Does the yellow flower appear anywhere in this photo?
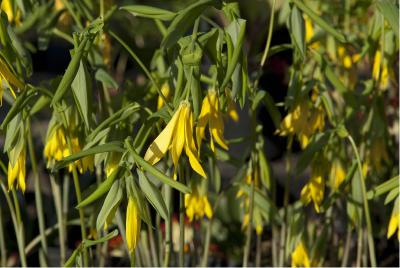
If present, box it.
[0,57,24,105]
[157,82,170,110]
[126,197,141,252]
[184,186,212,222]
[304,15,319,49]
[387,197,399,240]
[44,125,93,174]
[291,242,311,268]
[226,90,239,122]
[8,146,26,192]
[338,46,361,69]
[144,101,206,178]
[1,0,21,24]
[196,90,228,153]
[372,50,389,89]
[277,98,324,148]
[300,165,325,213]
[105,153,121,177]
[330,160,346,190]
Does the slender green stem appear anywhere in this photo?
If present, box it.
[356,228,362,267]
[155,19,167,36]
[11,189,27,267]
[163,185,172,267]
[27,121,48,263]
[243,180,255,267]
[255,234,261,267]
[130,251,136,267]
[348,135,376,267]
[341,226,352,267]
[109,30,173,113]
[148,224,159,266]
[50,174,66,265]
[53,28,75,45]
[0,207,7,267]
[260,0,276,68]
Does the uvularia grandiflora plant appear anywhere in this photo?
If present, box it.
[0,0,398,267]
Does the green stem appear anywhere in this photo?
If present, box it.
[50,174,66,265]
[60,0,83,28]
[201,219,212,267]
[356,228,362,267]
[0,207,7,267]
[255,234,261,267]
[148,224,159,266]
[260,0,276,68]
[163,185,172,267]
[27,121,48,263]
[12,189,27,267]
[53,28,75,45]
[242,180,255,267]
[109,30,173,113]
[348,135,376,267]
[130,251,135,267]
[341,226,352,267]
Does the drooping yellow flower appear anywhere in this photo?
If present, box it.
[105,153,121,177]
[44,125,93,173]
[291,242,311,268]
[372,50,389,89]
[330,160,346,190]
[300,165,325,213]
[196,90,228,153]
[157,82,170,110]
[184,186,213,222]
[387,197,399,240]
[338,46,361,69]
[126,197,141,252]
[8,146,26,192]
[0,57,24,105]
[276,98,325,148]
[226,90,239,122]
[1,0,21,24]
[304,15,319,49]
[144,101,206,178]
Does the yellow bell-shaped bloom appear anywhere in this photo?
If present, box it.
[372,50,389,89]
[196,90,228,153]
[338,46,361,69]
[387,197,399,240]
[291,242,311,268]
[226,90,239,122]
[300,165,325,213]
[1,0,21,24]
[304,15,319,50]
[44,126,93,174]
[276,97,325,149]
[144,101,206,178]
[184,187,212,222]
[126,197,141,252]
[105,153,121,177]
[157,82,171,110]
[8,146,26,192]
[330,160,346,190]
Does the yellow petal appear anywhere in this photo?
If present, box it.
[144,105,181,165]
[372,50,381,82]
[196,94,211,151]
[126,198,141,252]
[184,105,207,178]
[0,57,24,89]
[291,242,310,268]
[204,196,213,219]
[170,107,185,169]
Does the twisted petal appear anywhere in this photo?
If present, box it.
[144,105,181,165]
[170,107,185,171]
[196,94,210,151]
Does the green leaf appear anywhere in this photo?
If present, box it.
[262,90,282,129]
[51,37,90,106]
[54,142,124,170]
[64,245,82,267]
[84,229,119,247]
[296,132,330,174]
[292,0,346,43]
[121,5,176,21]
[289,5,305,57]
[77,167,122,208]
[221,18,246,93]
[384,187,399,205]
[137,170,169,220]
[161,0,221,49]
[71,60,92,130]
[96,180,123,230]
[377,0,399,39]
[367,175,399,200]
[0,89,32,130]
[87,103,140,142]
[124,138,191,194]
[95,68,118,89]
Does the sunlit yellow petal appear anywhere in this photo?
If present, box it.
[144,105,181,165]
[196,94,211,151]
[291,242,310,268]
[126,197,141,252]
[171,107,185,170]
